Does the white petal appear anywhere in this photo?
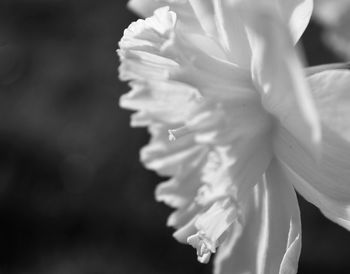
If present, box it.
[128,0,223,59]
[188,0,218,37]
[120,80,201,124]
[242,3,321,155]
[173,198,238,264]
[274,125,350,230]
[155,159,203,208]
[210,0,253,67]
[119,6,253,102]
[305,63,350,76]
[194,199,236,247]
[242,0,313,43]
[275,70,350,230]
[141,125,207,176]
[127,0,164,17]
[214,160,301,274]
[127,0,190,18]
[167,203,202,228]
[185,0,252,67]
[308,70,350,142]
[281,0,313,43]
[279,159,350,231]
[203,0,313,67]
[220,131,273,199]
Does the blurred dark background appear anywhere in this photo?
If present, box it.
[0,1,348,273]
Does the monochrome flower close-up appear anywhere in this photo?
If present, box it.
[118,0,350,273]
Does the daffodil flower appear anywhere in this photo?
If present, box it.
[118,1,350,273]
[313,0,350,58]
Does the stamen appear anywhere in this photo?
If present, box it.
[168,126,193,141]
[168,108,212,141]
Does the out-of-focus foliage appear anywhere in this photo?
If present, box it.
[0,1,349,274]
[313,0,350,59]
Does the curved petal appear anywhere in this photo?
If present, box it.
[281,0,313,43]
[211,0,252,67]
[118,6,252,102]
[119,80,201,125]
[274,125,350,202]
[155,169,201,209]
[305,62,350,76]
[127,0,164,17]
[188,0,218,37]
[203,0,313,67]
[214,160,301,274]
[274,70,350,230]
[141,125,206,176]
[127,0,192,18]
[308,70,350,141]
[278,159,350,231]
[242,3,321,156]
[127,0,214,56]
[243,0,313,43]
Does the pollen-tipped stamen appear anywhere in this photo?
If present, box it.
[168,125,193,141]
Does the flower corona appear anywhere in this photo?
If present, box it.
[118,1,350,273]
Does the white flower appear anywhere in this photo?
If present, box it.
[313,0,350,58]
[118,1,350,273]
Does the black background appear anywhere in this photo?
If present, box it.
[0,1,349,273]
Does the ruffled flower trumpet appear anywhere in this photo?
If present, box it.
[118,1,350,273]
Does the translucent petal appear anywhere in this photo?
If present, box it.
[211,0,253,67]
[184,0,251,67]
[167,203,202,228]
[241,0,313,43]
[119,6,253,102]
[141,125,207,176]
[195,198,237,249]
[127,0,190,18]
[127,0,224,58]
[183,198,238,264]
[308,70,350,142]
[192,96,271,146]
[275,124,350,199]
[281,0,313,43]
[214,160,301,274]
[199,0,313,67]
[155,155,204,208]
[279,160,350,231]
[188,0,218,37]
[127,0,165,17]
[274,71,350,230]
[305,62,350,76]
[120,80,201,124]
[227,132,273,198]
[156,175,200,209]
[243,4,321,155]
[274,125,350,230]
